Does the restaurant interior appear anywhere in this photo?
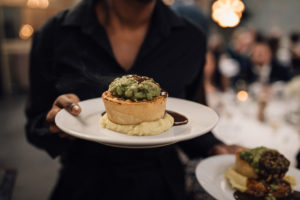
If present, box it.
[0,0,300,199]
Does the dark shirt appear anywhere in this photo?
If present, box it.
[25,0,222,199]
[239,59,291,84]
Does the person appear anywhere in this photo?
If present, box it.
[25,0,239,199]
[290,32,300,76]
[238,36,291,85]
[203,34,231,93]
[227,27,256,70]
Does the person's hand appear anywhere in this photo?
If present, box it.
[209,144,243,155]
[46,94,81,139]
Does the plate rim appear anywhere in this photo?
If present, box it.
[55,97,219,146]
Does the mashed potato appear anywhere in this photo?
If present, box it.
[100,113,174,136]
[225,167,248,192]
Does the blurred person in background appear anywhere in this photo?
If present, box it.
[171,3,228,93]
[225,27,256,90]
[230,27,256,57]
[289,33,300,169]
[290,32,300,76]
[238,35,291,85]
[227,27,256,71]
[25,0,239,200]
[203,34,227,93]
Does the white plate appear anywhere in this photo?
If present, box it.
[55,97,219,148]
[195,155,300,200]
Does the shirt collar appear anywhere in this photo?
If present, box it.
[61,0,185,37]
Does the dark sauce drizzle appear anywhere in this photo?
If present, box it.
[101,110,188,126]
[234,191,300,200]
[129,74,154,84]
[166,110,188,126]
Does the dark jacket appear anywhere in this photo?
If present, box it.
[25,0,221,199]
[239,60,291,84]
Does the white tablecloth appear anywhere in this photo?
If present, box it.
[208,89,300,166]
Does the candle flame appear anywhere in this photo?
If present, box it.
[237,90,248,101]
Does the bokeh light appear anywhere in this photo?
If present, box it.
[237,90,248,101]
[212,0,245,28]
[19,24,34,40]
[27,0,49,9]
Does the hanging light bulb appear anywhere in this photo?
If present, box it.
[27,0,49,9]
[39,0,49,9]
[211,0,245,28]
[27,0,39,8]
[218,11,240,27]
[232,0,245,13]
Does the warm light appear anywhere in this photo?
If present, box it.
[27,0,38,8]
[212,0,244,28]
[39,0,49,9]
[27,0,49,9]
[162,0,174,5]
[19,24,34,40]
[232,0,245,12]
[237,90,248,101]
[218,11,240,27]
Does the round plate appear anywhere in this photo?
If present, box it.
[55,97,219,148]
[195,155,300,200]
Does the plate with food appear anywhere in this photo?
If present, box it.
[195,147,300,200]
[55,74,219,148]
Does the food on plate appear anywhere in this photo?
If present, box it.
[225,147,297,200]
[100,74,174,136]
[100,112,174,136]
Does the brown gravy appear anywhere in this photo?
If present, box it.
[101,110,188,126]
[233,191,300,200]
[166,110,188,126]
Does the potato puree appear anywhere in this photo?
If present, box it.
[100,113,174,136]
[225,167,248,192]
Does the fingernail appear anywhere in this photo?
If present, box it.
[72,105,80,111]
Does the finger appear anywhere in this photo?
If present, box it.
[214,146,229,154]
[70,103,81,115]
[66,94,80,102]
[230,145,243,154]
[55,95,81,116]
[210,144,229,155]
[227,148,236,154]
[49,123,62,134]
[46,106,61,123]
[66,94,81,115]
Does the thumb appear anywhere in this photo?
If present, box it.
[55,95,81,116]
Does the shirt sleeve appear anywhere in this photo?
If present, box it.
[177,30,223,159]
[25,21,72,158]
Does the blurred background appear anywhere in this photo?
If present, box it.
[0,0,300,199]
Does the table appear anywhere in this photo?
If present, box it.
[208,84,300,166]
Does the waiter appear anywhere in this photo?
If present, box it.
[25,0,238,199]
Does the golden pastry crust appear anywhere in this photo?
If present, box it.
[235,149,258,179]
[102,91,167,125]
